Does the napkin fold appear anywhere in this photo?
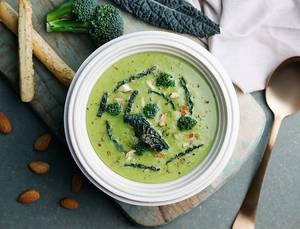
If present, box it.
[187,0,300,93]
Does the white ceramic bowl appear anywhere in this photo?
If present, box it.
[64,31,239,206]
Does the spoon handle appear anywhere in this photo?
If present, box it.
[232,115,283,229]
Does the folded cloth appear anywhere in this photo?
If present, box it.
[187,0,300,93]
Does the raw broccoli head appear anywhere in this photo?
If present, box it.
[46,0,98,23]
[156,72,175,88]
[177,116,197,131]
[143,103,159,119]
[106,102,122,116]
[89,5,124,45]
[72,0,97,22]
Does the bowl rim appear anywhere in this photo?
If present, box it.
[64,31,239,206]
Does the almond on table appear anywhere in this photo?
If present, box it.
[0,112,12,134]
[18,189,40,204]
[28,161,50,174]
[72,174,84,193]
[60,198,79,209]
[34,133,52,151]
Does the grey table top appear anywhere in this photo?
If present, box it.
[0,75,299,229]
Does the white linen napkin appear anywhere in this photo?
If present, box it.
[187,0,300,93]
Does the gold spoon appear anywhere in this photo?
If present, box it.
[232,57,300,229]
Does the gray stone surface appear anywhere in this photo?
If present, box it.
[0,75,299,229]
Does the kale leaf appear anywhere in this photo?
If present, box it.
[111,0,220,38]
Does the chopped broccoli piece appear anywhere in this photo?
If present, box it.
[177,116,197,131]
[156,72,175,88]
[47,4,124,46]
[47,0,97,22]
[143,103,159,119]
[106,102,122,116]
[133,142,150,155]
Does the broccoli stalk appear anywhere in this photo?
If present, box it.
[47,4,124,46]
[46,0,97,23]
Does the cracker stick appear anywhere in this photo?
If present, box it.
[18,0,34,102]
[0,0,75,86]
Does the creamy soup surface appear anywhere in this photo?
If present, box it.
[86,52,218,183]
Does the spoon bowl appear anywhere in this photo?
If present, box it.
[266,57,300,116]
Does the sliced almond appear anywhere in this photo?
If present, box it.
[146,80,156,90]
[34,133,52,151]
[72,174,84,193]
[0,112,12,134]
[18,189,40,204]
[60,198,79,209]
[119,84,132,93]
[170,92,179,99]
[180,105,189,116]
[159,113,168,127]
[174,133,184,140]
[114,97,125,105]
[156,152,166,159]
[126,150,136,160]
[28,161,49,174]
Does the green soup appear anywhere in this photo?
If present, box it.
[86,52,218,183]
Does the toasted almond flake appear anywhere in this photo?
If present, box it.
[174,133,184,139]
[114,97,125,105]
[141,97,145,107]
[156,152,166,159]
[146,80,156,90]
[180,105,189,116]
[187,133,199,142]
[170,92,179,99]
[119,84,132,93]
[126,150,136,160]
[159,113,168,127]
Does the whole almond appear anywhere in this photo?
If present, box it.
[60,198,79,209]
[0,112,12,134]
[34,133,52,151]
[28,161,50,174]
[18,189,40,204]
[72,174,83,193]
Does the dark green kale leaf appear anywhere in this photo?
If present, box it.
[177,116,197,131]
[106,102,122,116]
[166,144,203,164]
[156,72,175,88]
[97,92,108,117]
[124,163,160,171]
[105,120,126,152]
[124,114,169,152]
[133,141,151,155]
[179,77,193,114]
[125,90,139,115]
[113,66,157,92]
[111,0,220,38]
[143,103,160,119]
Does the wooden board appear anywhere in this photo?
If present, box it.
[0,0,266,226]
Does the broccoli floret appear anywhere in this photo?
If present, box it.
[47,4,124,46]
[156,72,175,88]
[143,103,159,119]
[106,102,122,116]
[133,142,150,156]
[177,116,197,131]
[46,0,97,23]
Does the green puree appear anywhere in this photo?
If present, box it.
[86,52,218,183]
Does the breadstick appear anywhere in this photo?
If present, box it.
[18,0,34,102]
[0,0,75,86]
